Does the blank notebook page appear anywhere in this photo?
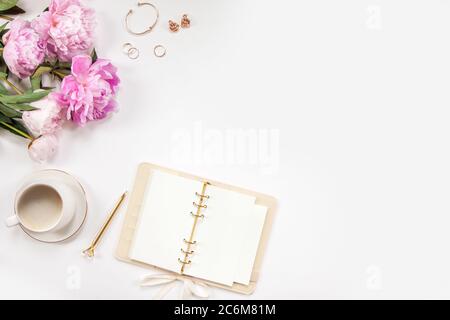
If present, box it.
[130,171,201,274]
[129,170,268,287]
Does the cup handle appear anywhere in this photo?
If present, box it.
[5,215,20,228]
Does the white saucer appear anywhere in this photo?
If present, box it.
[17,169,88,243]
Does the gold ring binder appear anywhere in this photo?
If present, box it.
[190,212,205,218]
[195,192,210,199]
[180,181,211,274]
[184,238,197,245]
[178,258,192,265]
[193,202,207,209]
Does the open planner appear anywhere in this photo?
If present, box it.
[116,163,277,294]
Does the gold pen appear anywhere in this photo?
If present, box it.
[83,192,127,258]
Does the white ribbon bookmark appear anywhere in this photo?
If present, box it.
[140,274,210,300]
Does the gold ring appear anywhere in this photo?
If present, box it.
[123,43,134,54]
[153,45,166,58]
[127,47,140,59]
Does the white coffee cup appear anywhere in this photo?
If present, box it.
[6,180,76,233]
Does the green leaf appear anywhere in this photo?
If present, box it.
[0,122,20,137]
[0,21,7,33]
[12,119,29,135]
[0,118,31,139]
[0,71,7,80]
[0,57,8,74]
[31,65,52,79]
[30,76,41,91]
[1,5,24,15]
[56,61,72,70]
[0,90,51,104]
[51,68,71,80]
[5,103,36,111]
[91,49,98,63]
[0,0,18,11]
[30,66,51,91]
[0,80,9,95]
[0,110,11,123]
[0,27,8,39]
[0,102,20,117]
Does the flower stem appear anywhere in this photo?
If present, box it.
[0,121,33,140]
[52,70,67,80]
[0,15,13,22]
[3,78,23,95]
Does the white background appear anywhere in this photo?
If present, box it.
[1,0,450,299]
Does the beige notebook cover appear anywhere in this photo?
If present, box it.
[116,163,277,295]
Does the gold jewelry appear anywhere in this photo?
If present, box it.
[153,45,166,58]
[125,2,159,36]
[122,43,140,60]
[169,20,180,32]
[181,14,191,28]
[122,43,134,54]
[127,47,140,59]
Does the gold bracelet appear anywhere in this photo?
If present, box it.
[125,2,159,36]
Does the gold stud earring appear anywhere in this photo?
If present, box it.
[181,14,191,28]
[169,20,180,32]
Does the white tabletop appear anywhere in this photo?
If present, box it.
[2,0,450,300]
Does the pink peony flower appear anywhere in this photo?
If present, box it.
[28,135,59,163]
[2,19,46,79]
[32,0,96,62]
[53,55,120,126]
[22,97,64,136]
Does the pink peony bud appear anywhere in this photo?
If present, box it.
[28,135,59,163]
[28,134,58,163]
[22,97,64,136]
